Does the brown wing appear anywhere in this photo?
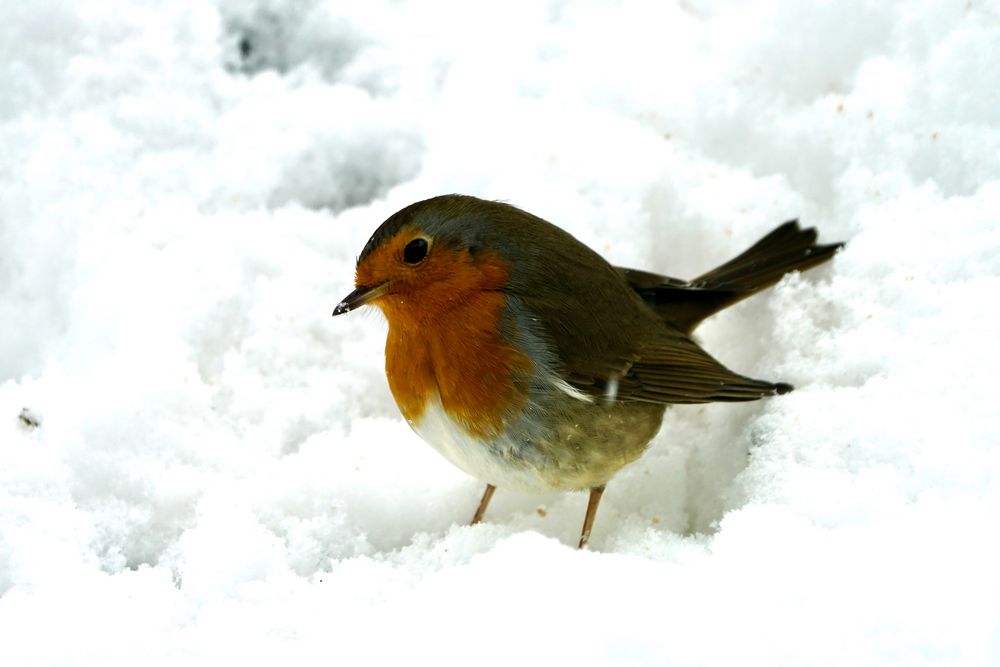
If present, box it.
[510,267,790,406]
[479,200,795,406]
[561,325,791,405]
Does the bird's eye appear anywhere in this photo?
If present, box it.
[403,238,429,265]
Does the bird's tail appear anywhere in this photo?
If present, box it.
[621,220,843,333]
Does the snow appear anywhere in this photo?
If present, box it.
[2,0,1000,664]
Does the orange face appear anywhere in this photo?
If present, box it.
[350,225,532,437]
[353,224,505,321]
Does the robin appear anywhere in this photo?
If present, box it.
[333,194,842,548]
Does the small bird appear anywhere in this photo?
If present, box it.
[333,195,841,548]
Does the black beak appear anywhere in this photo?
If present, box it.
[332,283,389,316]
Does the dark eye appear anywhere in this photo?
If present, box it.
[403,238,429,264]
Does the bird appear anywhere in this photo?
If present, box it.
[332,194,842,548]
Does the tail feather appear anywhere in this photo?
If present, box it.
[620,220,843,333]
[690,220,840,290]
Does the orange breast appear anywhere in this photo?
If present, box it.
[384,291,531,437]
[368,246,533,438]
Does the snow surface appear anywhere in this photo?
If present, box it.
[2,1,1000,665]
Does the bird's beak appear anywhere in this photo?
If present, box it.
[332,282,389,316]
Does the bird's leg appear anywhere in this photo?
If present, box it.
[578,485,606,549]
[470,484,496,525]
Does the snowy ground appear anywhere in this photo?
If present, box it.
[3,1,1000,664]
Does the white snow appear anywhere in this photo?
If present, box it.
[2,1,1000,665]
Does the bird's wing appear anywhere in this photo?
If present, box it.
[561,325,791,405]
[511,277,789,406]
[493,210,792,406]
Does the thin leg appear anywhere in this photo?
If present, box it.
[578,485,606,549]
[470,484,496,525]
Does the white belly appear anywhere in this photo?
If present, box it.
[409,393,551,494]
